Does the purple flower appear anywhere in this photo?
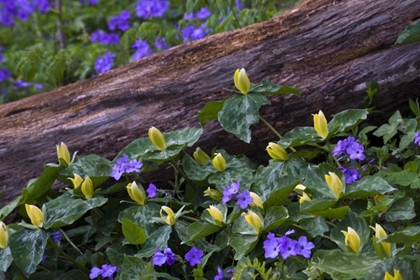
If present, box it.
[222,179,240,203]
[236,190,253,209]
[153,247,176,266]
[181,23,209,42]
[80,0,98,5]
[111,154,143,180]
[278,236,297,259]
[32,0,51,13]
[154,37,169,50]
[215,266,226,280]
[263,233,281,258]
[15,80,31,88]
[35,84,44,90]
[101,264,118,278]
[414,131,420,146]
[0,68,10,82]
[13,0,34,22]
[339,167,361,184]
[346,142,366,161]
[295,236,315,258]
[89,267,102,279]
[147,183,157,198]
[94,52,116,74]
[91,30,120,44]
[51,231,61,244]
[195,7,211,20]
[125,160,143,173]
[135,0,170,19]
[108,10,130,32]
[131,39,153,61]
[185,247,203,266]
[183,12,194,20]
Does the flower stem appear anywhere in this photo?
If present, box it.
[59,228,82,255]
[326,140,341,167]
[49,238,90,274]
[259,114,296,152]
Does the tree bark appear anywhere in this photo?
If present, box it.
[1,0,420,207]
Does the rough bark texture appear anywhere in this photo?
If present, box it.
[1,0,420,207]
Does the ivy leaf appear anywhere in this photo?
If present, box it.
[0,247,12,272]
[218,93,270,143]
[328,109,369,133]
[373,110,402,143]
[197,99,226,126]
[183,222,220,242]
[263,206,289,232]
[250,79,300,95]
[343,176,395,199]
[136,226,172,258]
[385,197,416,222]
[395,20,420,44]
[382,226,420,243]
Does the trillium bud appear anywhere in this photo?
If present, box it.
[148,126,167,151]
[325,172,343,200]
[370,223,391,259]
[160,206,175,225]
[341,227,361,254]
[266,142,289,161]
[249,192,264,209]
[193,147,211,165]
[126,181,146,205]
[244,210,263,234]
[207,205,223,224]
[25,204,44,228]
[56,142,71,166]
[313,110,329,139]
[233,68,251,94]
[384,269,402,280]
[212,153,226,172]
[299,192,312,204]
[68,173,83,188]
[81,176,94,200]
[203,187,222,201]
[0,222,9,249]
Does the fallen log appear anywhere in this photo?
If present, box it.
[1,0,420,207]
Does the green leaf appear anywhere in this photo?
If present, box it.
[279,127,319,147]
[183,222,220,242]
[218,93,270,143]
[343,176,395,199]
[232,214,260,236]
[182,153,215,181]
[373,111,401,143]
[140,272,179,280]
[43,194,108,228]
[382,226,420,243]
[263,206,288,232]
[9,228,50,276]
[122,218,147,245]
[228,234,259,260]
[385,197,416,222]
[118,204,160,236]
[250,79,300,95]
[120,255,147,280]
[299,217,329,237]
[305,164,341,199]
[395,21,420,44]
[0,247,12,272]
[309,206,350,220]
[365,257,414,280]
[198,99,226,125]
[299,198,337,214]
[312,249,381,279]
[136,226,172,258]
[106,244,137,268]
[328,109,369,133]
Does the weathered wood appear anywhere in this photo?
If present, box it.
[1,0,420,207]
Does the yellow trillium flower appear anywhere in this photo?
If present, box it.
[384,269,402,280]
[68,173,83,188]
[148,126,167,151]
[160,206,175,225]
[25,204,44,228]
[56,142,71,166]
[249,192,264,209]
[212,153,226,172]
[203,187,222,201]
[325,172,343,199]
[0,222,9,249]
[126,181,146,205]
[266,142,289,161]
[299,192,312,204]
[207,205,223,224]
[193,147,211,165]
[313,110,329,139]
[370,223,391,259]
[341,227,361,254]
[244,210,263,233]
[233,68,251,94]
[81,176,94,200]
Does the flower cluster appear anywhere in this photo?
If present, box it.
[110,154,143,180]
[415,131,420,146]
[0,0,50,27]
[339,167,362,184]
[131,39,153,61]
[181,23,210,43]
[108,10,131,32]
[185,246,204,266]
[333,136,366,161]
[153,247,176,266]
[80,0,98,5]
[51,231,62,244]
[222,180,259,209]
[263,232,314,260]
[0,68,10,83]
[135,0,170,19]
[94,52,116,74]
[89,264,118,280]
[183,7,211,20]
[91,30,120,45]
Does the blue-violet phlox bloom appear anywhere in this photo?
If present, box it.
[222,179,240,204]
[295,236,315,258]
[414,131,420,146]
[135,0,169,19]
[185,246,203,266]
[94,52,116,74]
[236,190,253,209]
[153,247,176,266]
[147,183,157,198]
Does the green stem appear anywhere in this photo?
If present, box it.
[325,220,336,227]
[227,2,242,28]
[180,215,199,222]
[170,159,188,180]
[59,228,82,255]
[12,261,27,279]
[326,140,341,167]
[49,238,90,274]
[259,114,296,152]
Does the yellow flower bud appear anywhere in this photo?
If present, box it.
[370,223,391,259]
[25,204,44,228]
[313,110,329,139]
[193,147,211,165]
[249,192,264,209]
[81,176,93,200]
[148,126,167,151]
[56,142,71,166]
[266,142,289,161]
[207,205,223,224]
[0,222,9,249]
[244,210,263,234]
[160,206,175,225]
[341,227,361,254]
[299,192,312,204]
[68,173,83,188]
[294,184,307,192]
[374,194,388,213]
[126,181,146,205]
[233,68,251,94]
[384,269,402,280]
[212,153,226,172]
[203,187,222,201]
[325,172,343,200]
